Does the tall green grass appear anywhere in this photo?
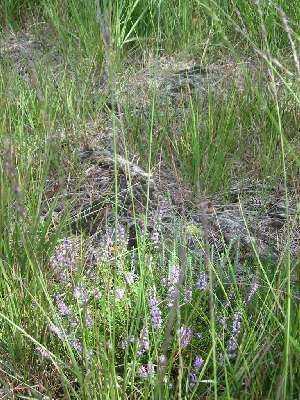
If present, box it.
[2,0,299,53]
[0,0,299,398]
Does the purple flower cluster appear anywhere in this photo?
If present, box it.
[73,284,94,327]
[228,312,242,359]
[148,288,162,328]
[158,354,167,368]
[151,208,162,248]
[121,335,136,350]
[36,346,50,359]
[169,264,180,285]
[48,323,83,353]
[50,238,78,283]
[117,224,127,246]
[137,327,149,357]
[151,230,160,247]
[48,290,90,355]
[73,284,89,305]
[194,356,204,370]
[115,287,125,301]
[85,307,93,328]
[218,315,228,329]
[70,338,83,353]
[190,355,204,387]
[138,362,155,379]
[178,326,193,349]
[55,295,78,328]
[196,271,208,291]
[183,288,193,304]
[124,272,136,286]
[167,264,180,307]
[246,281,259,304]
[48,323,63,339]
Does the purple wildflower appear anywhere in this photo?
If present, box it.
[246,281,259,304]
[151,230,160,246]
[73,284,89,305]
[189,355,204,387]
[183,288,193,304]
[115,288,125,301]
[48,323,63,339]
[159,354,167,366]
[228,336,238,355]
[190,372,197,386]
[196,272,208,290]
[36,346,50,359]
[137,327,149,357]
[167,286,179,308]
[227,312,242,359]
[148,288,162,328]
[59,271,68,283]
[117,224,127,245]
[232,312,241,335]
[138,365,148,379]
[178,326,193,349]
[124,272,135,286]
[70,338,83,353]
[138,363,155,379]
[121,336,136,350]
[167,264,181,307]
[93,288,102,299]
[55,295,77,328]
[218,315,228,328]
[194,356,204,371]
[85,307,93,328]
[169,264,180,285]
[50,238,78,283]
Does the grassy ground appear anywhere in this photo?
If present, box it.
[0,1,300,399]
